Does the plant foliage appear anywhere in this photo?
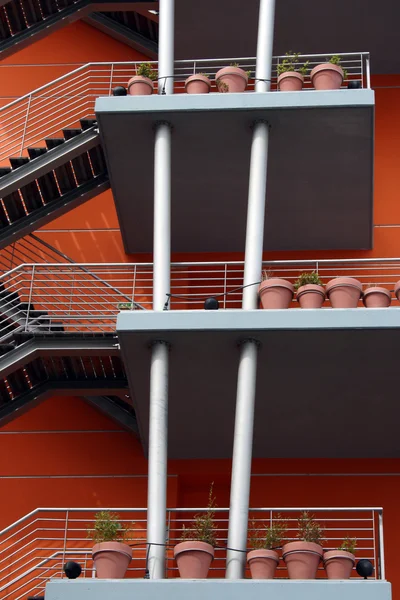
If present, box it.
[180,484,217,546]
[338,537,357,554]
[136,62,157,81]
[294,271,323,290]
[87,511,133,544]
[250,515,288,550]
[277,52,309,77]
[328,55,348,80]
[297,511,324,544]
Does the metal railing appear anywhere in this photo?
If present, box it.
[0,52,370,163]
[0,256,399,340]
[0,506,385,599]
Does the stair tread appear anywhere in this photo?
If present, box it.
[9,157,29,169]
[63,128,83,140]
[27,147,48,159]
[45,138,65,149]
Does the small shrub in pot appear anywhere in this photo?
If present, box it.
[282,512,324,579]
[247,515,287,579]
[310,55,347,90]
[215,63,250,93]
[294,271,325,309]
[89,511,133,578]
[324,537,357,579]
[277,52,309,91]
[258,270,294,309]
[128,62,157,95]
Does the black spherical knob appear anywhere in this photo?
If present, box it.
[348,80,362,89]
[64,561,82,579]
[356,559,374,579]
[204,297,219,310]
[113,86,127,96]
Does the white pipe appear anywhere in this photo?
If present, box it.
[158,0,175,95]
[226,0,276,579]
[146,341,169,579]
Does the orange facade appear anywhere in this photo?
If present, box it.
[1,15,400,599]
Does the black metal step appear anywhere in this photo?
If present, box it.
[9,156,43,211]
[45,137,77,195]
[63,129,93,185]
[80,118,97,130]
[0,167,12,178]
[27,147,61,204]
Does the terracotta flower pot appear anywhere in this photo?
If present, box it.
[296,284,325,309]
[127,76,154,96]
[215,67,248,93]
[174,541,214,578]
[324,550,355,579]
[258,278,294,309]
[185,74,211,94]
[278,72,304,92]
[282,541,323,579]
[92,542,132,578]
[363,287,391,308]
[325,277,362,308]
[310,63,343,90]
[394,280,400,302]
[247,549,279,579]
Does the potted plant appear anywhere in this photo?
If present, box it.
[294,271,325,308]
[363,285,391,308]
[310,55,347,90]
[325,277,362,308]
[247,516,287,579]
[259,270,294,309]
[128,62,157,96]
[88,511,133,578]
[185,73,211,94]
[174,484,217,578]
[118,302,134,310]
[324,538,356,579]
[282,512,324,579]
[215,63,250,93]
[277,52,309,91]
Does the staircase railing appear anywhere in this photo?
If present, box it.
[0,52,371,163]
[0,506,385,599]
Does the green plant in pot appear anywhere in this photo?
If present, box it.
[215,62,249,93]
[128,62,157,96]
[277,52,309,91]
[310,54,346,90]
[88,511,134,578]
[282,512,324,579]
[174,484,217,578]
[185,72,212,94]
[258,270,294,310]
[324,537,357,579]
[294,271,325,309]
[247,515,287,578]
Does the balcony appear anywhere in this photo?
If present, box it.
[95,53,374,254]
[2,259,400,457]
[0,506,388,600]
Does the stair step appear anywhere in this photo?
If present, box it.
[0,343,15,354]
[9,156,29,169]
[2,191,26,223]
[45,138,65,149]
[27,147,47,160]
[5,1,26,35]
[80,118,97,130]
[63,128,83,140]
[88,146,107,176]
[0,167,11,178]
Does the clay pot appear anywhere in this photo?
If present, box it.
[215,67,248,93]
[247,549,279,579]
[310,63,344,90]
[363,287,391,308]
[282,541,323,579]
[185,74,211,94]
[324,550,355,579]
[296,284,326,309]
[393,281,400,302]
[92,542,132,578]
[174,541,214,578]
[127,76,154,96]
[278,72,304,92]
[325,277,362,308]
[259,279,294,309]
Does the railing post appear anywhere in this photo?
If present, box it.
[378,510,386,580]
[223,263,228,309]
[366,54,371,89]
[25,265,35,332]
[108,63,115,96]
[132,264,137,306]
[20,94,32,157]
[61,510,69,578]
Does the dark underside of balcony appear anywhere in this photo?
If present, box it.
[118,309,400,460]
[96,90,374,254]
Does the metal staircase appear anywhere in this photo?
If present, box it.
[0,0,158,58]
[0,119,108,249]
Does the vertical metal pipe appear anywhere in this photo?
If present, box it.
[226,0,276,580]
[147,0,175,579]
[158,0,175,95]
[147,341,169,578]
[378,510,386,580]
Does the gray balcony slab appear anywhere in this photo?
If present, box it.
[96,89,374,254]
[45,579,391,600]
[118,308,400,459]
